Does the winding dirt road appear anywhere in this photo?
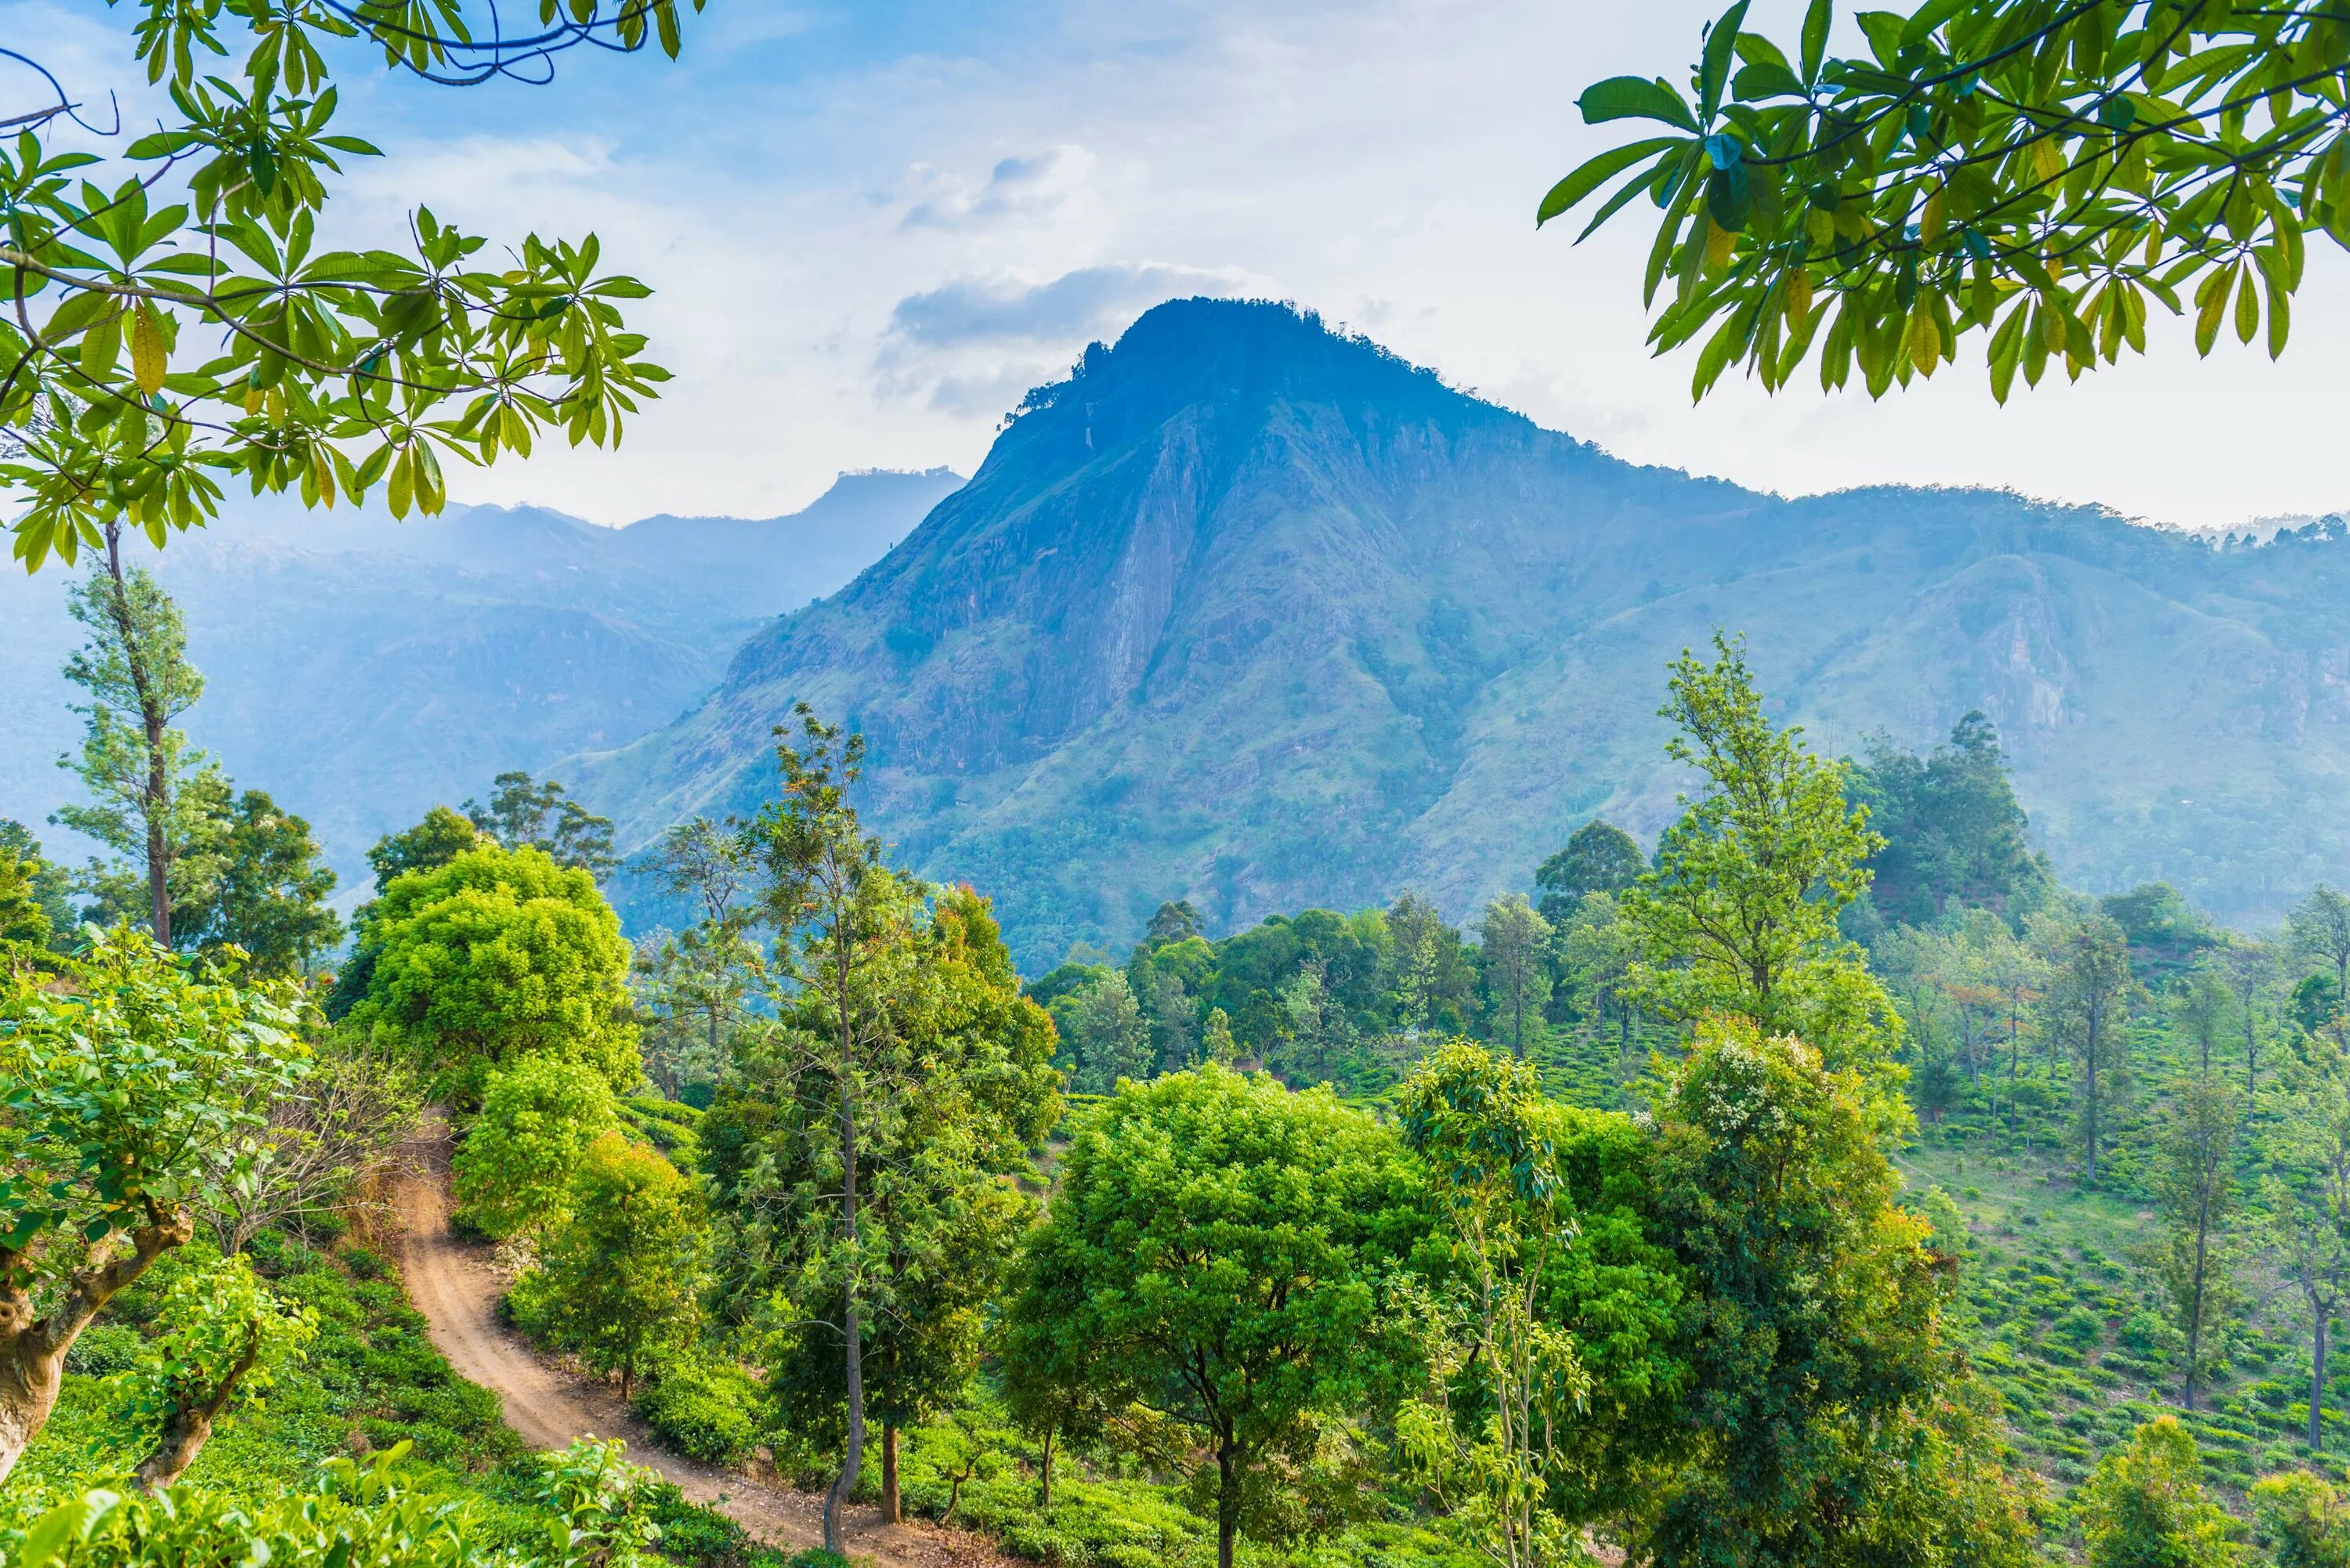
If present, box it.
[393,1114,1017,1568]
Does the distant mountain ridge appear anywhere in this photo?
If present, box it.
[0,468,963,893]
[576,299,2350,970]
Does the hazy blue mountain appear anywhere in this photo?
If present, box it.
[0,468,962,895]
[576,299,2350,970]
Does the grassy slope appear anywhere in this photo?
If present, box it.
[2,1227,753,1568]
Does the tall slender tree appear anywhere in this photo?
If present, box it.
[2153,1076,2241,1411]
[751,706,886,1555]
[2268,1044,2350,1453]
[53,541,216,947]
[2037,914,2137,1183]
[1622,631,1900,1079]
[2296,889,2350,1043]
[1476,893,1552,1060]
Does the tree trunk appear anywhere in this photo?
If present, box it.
[0,1209,190,1484]
[1217,1438,1240,1568]
[823,923,865,1556]
[2314,1309,2330,1453]
[2184,1178,2213,1411]
[134,1320,266,1491]
[1038,1427,1055,1507]
[103,525,173,947]
[881,1422,900,1523]
[133,1408,215,1492]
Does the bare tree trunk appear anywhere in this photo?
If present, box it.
[881,1422,900,1524]
[0,1208,192,1484]
[1038,1426,1055,1507]
[2314,1308,2330,1453]
[1216,1436,1240,1568]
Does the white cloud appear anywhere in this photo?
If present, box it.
[888,261,1262,348]
[901,144,1097,229]
[16,0,2350,533]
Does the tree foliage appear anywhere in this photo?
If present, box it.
[1623,632,1900,1078]
[512,1133,707,1400]
[345,842,638,1105]
[1533,820,1645,923]
[0,926,303,1482]
[1541,0,2350,402]
[2,0,697,572]
[466,771,618,879]
[1635,1016,2034,1566]
[2076,1415,2242,1567]
[452,1053,619,1241]
[1007,1067,1419,1568]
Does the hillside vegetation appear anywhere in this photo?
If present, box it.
[580,300,2350,971]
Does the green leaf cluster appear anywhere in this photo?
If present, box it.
[1542,0,2350,400]
[344,842,639,1106]
[2,0,702,570]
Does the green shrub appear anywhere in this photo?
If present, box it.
[634,1479,748,1567]
[634,1360,765,1468]
[63,1322,145,1376]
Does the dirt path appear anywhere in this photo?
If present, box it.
[393,1113,1018,1568]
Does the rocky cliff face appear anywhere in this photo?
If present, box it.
[576,299,2350,966]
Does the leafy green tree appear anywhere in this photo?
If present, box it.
[1394,1043,1589,1568]
[1623,632,1900,1077]
[346,843,639,1105]
[1533,820,1645,923]
[2218,938,2280,1096]
[452,1054,619,1241]
[2265,1041,2350,1451]
[2037,911,2138,1183]
[1849,713,2048,926]
[511,1133,707,1400]
[1008,1067,1419,1568]
[0,926,304,1481]
[1202,1003,1238,1066]
[1559,891,1643,1067]
[745,881,1058,1524]
[633,815,765,1101]
[2297,887,2350,1042]
[2152,1074,2240,1411]
[1636,1016,2032,1566]
[2,1,688,576]
[1050,969,1153,1092]
[717,707,1060,1551]
[120,1250,316,1490]
[996,1227,1117,1508]
[365,806,484,888]
[0,822,71,972]
[1540,0,2350,403]
[2253,1469,2350,1568]
[1388,890,1476,1035]
[1475,894,1552,1060]
[52,555,221,946]
[1144,898,1204,948]
[175,789,342,977]
[2076,1416,2243,1568]
[467,771,619,878]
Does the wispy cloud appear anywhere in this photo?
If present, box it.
[887,260,1263,348]
[901,144,1097,229]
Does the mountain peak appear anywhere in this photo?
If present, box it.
[1010,296,1518,439]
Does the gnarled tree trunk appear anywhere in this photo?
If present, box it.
[0,1207,192,1484]
[133,1320,262,1493]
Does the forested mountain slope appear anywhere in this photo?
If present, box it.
[0,468,961,891]
[578,299,2350,970]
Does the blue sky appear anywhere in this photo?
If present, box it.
[8,0,2347,529]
